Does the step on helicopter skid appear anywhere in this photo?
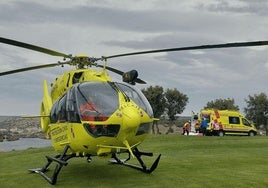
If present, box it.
[1,37,268,185]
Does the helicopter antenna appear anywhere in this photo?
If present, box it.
[103,57,107,71]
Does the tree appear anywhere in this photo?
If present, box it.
[165,88,188,121]
[142,86,188,134]
[204,98,239,111]
[141,86,166,134]
[244,92,268,132]
[141,86,166,118]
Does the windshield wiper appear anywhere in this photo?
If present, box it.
[108,82,130,102]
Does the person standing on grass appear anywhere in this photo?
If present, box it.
[201,118,208,136]
[182,120,191,135]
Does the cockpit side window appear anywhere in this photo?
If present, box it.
[50,100,59,123]
[58,95,67,122]
[66,87,80,123]
[115,82,154,117]
[50,94,67,123]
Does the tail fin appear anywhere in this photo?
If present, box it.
[40,80,52,133]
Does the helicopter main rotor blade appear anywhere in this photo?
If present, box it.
[0,37,70,58]
[103,40,268,59]
[97,64,146,84]
[134,78,146,84]
[97,64,124,75]
[0,62,67,76]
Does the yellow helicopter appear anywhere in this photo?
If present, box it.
[1,37,268,185]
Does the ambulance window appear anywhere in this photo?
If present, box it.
[242,118,251,126]
[206,115,210,123]
[202,114,210,123]
[229,116,240,124]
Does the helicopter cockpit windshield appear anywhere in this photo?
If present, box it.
[77,82,119,121]
[50,81,153,125]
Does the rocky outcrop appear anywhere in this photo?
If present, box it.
[0,117,45,142]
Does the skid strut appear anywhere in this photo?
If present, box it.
[110,147,161,173]
[29,146,161,185]
[28,145,75,185]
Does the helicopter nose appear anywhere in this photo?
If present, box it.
[122,105,141,130]
[117,105,142,157]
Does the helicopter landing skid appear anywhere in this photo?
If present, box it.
[28,145,75,185]
[110,147,161,174]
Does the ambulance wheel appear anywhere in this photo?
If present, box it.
[218,130,224,137]
[248,131,255,136]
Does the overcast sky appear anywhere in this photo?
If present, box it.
[1,0,268,116]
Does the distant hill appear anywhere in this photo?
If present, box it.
[0,115,18,121]
[0,116,44,141]
[0,116,19,129]
[0,115,191,141]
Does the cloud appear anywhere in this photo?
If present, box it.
[196,0,268,16]
[0,0,268,116]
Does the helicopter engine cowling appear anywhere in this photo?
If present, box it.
[122,70,138,85]
[40,80,52,133]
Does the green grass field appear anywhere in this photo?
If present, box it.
[1,135,268,188]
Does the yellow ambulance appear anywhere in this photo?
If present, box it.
[200,109,257,136]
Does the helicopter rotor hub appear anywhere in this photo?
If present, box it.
[68,56,99,68]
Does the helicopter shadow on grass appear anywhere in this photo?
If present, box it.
[57,157,154,185]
